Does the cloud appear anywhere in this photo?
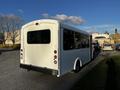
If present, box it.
[41,13,85,25]
[42,13,49,18]
[0,14,22,24]
[5,14,20,20]
[0,14,16,18]
[81,24,120,34]
[18,9,24,14]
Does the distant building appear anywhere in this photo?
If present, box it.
[111,33,120,44]
[4,30,20,45]
[111,28,120,44]
[92,32,114,47]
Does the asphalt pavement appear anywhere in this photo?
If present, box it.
[0,49,108,90]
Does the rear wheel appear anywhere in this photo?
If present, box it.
[74,60,81,73]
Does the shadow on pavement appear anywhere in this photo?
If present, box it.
[105,58,118,90]
[93,50,101,60]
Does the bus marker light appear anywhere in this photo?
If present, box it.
[54,50,57,54]
[35,23,39,25]
[54,60,57,64]
[54,55,57,60]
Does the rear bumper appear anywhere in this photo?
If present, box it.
[20,64,58,76]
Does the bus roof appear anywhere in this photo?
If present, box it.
[22,19,59,29]
[60,22,89,36]
[22,19,89,36]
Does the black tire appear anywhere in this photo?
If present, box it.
[74,60,81,73]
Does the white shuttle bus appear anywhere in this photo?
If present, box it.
[20,19,92,77]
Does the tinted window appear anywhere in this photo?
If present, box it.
[63,29,75,50]
[75,32,89,49]
[27,30,50,44]
[63,29,89,50]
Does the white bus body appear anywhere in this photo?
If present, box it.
[20,19,92,77]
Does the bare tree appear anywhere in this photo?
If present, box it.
[0,15,6,45]
[0,14,23,45]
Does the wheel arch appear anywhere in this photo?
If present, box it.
[73,57,82,70]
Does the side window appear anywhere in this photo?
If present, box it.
[74,32,82,49]
[63,28,89,50]
[63,29,75,50]
[74,32,89,49]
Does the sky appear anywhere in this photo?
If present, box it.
[0,0,120,33]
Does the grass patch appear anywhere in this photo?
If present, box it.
[71,55,120,90]
[12,44,20,50]
[0,44,20,50]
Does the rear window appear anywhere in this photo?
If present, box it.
[27,29,50,44]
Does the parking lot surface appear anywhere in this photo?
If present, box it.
[0,50,106,90]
